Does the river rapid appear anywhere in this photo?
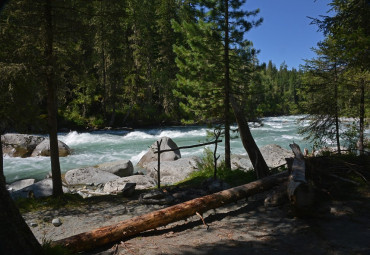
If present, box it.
[3,115,363,183]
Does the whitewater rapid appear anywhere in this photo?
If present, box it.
[4,115,367,183]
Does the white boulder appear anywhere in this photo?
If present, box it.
[1,134,45,157]
[146,157,200,185]
[94,160,134,177]
[137,137,181,168]
[31,139,71,157]
[64,167,120,185]
[11,178,70,198]
[104,175,157,192]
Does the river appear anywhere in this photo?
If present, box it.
[3,115,364,183]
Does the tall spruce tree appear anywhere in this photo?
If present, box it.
[174,0,269,177]
[312,0,370,153]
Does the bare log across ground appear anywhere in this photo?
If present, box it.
[52,171,288,253]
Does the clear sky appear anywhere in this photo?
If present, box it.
[244,0,332,70]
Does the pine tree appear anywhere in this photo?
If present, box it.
[300,38,345,153]
[312,0,370,153]
[174,0,269,177]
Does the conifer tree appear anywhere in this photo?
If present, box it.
[312,0,369,153]
[300,38,345,153]
[174,0,269,177]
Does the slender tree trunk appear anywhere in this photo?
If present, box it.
[223,0,231,169]
[0,135,43,255]
[44,0,63,197]
[109,103,116,127]
[334,64,341,154]
[100,1,107,119]
[230,96,269,179]
[359,79,365,155]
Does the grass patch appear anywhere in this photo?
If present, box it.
[42,240,73,255]
[15,193,86,213]
[177,148,256,188]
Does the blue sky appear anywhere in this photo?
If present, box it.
[244,0,332,70]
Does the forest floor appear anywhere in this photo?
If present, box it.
[22,185,370,255]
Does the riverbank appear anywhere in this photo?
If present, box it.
[22,183,370,255]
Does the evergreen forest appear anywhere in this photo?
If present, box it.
[0,1,369,253]
[0,0,368,144]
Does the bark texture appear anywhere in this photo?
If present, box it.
[44,0,63,196]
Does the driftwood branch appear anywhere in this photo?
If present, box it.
[196,211,209,230]
[52,171,288,252]
[154,140,223,154]
[156,139,163,189]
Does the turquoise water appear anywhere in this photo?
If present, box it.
[4,115,366,183]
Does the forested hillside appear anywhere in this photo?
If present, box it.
[0,0,368,134]
[0,0,305,132]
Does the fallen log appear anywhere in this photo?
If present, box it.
[52,171,288,252]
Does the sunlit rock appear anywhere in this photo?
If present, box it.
[1,134,45,157]
[137,136,181,168]
[11,178,70,199]
[31,139,71,157]
[94,160,134,177]
[104,175,157,192]
[65,167,120,185]
[146,156,200,185]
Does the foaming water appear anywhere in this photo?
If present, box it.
[4,115,365,183]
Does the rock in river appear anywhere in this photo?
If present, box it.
[1,133,45,157]
[137,136,181,168]
[31,139,71,157]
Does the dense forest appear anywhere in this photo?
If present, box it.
[0,0,306,131]
[0,0,368,141]
[0,1,368,253]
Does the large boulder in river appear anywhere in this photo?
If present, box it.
[64,167,120,185]
[31,139,71,157]
[11,179,70,199]
[146,156,200,185]
[104,175,157,193]
[1,134,45,157]
[94,160,133,177]
[137,137,181,168]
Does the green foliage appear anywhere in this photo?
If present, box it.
[42,241,73,255]
[1,0,365,133]
[15,193,85,214]
[179,148,256,187]
[299,0,370,151]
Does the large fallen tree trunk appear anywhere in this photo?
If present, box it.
[52,171,288,252]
